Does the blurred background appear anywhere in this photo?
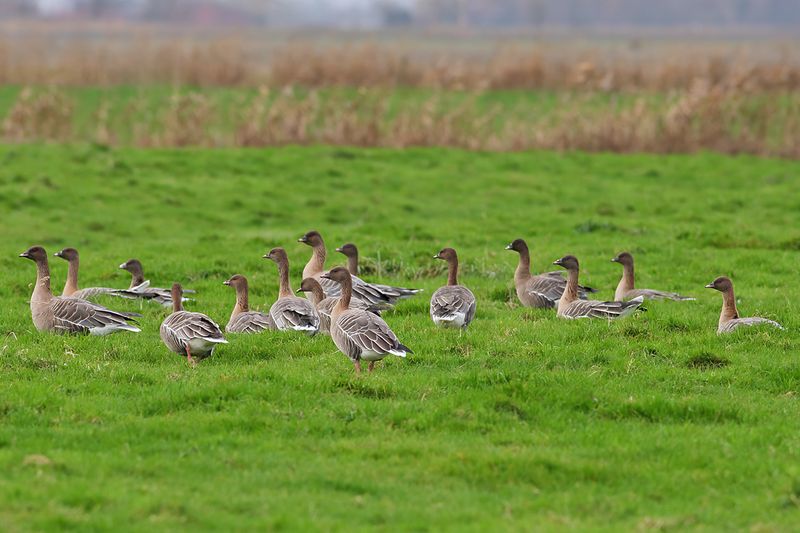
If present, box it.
[1,0,798,156]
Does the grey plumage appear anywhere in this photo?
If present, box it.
[160,283,226,362]
[268,297,320,333]
[706,276,783,335]
[612,252,694,302]
[557,295,645,320]
[430,248,476,329]
[226,311,275,334]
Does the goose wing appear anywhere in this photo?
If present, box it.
[162,311,225,344]
[626,288,695,301]
[335,310,411,358]
[269,297,320,333]
[227,311,276,333]
[51,297,140,335]
[560,296,644,320]
[720,316,783,334]
[431,286,476,323]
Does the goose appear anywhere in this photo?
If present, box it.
[262,247,320,334]
[296,277,384,335]
[505,239,596,308]
[335,243,361,276]
[553,255,644,319]
[19,246,140,335]
[53,248,127,301]
[160,283,226,365]
[118,258,194,307]
[322,267,412,374]
[611,252,694,301]
[430,248,476,329]
[299,231,421,306]
[705,276,783,334]
[223,274,276,333]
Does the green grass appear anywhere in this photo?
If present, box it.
[1,144,799,530]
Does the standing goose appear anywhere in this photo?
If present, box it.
[505,239,596,308]
[430,248,476,329]
[19,246,140,335]
[705,276,783,334]
[299,231,421,306]
[296,277,383,335]
[553,255,644,319]
[223,274,276,333]
[263,247,320,334]
[612,252,694,301]
[118,258,194,307]
[160,283,227,365]
[53,248,126,300]
[322,267,412,374]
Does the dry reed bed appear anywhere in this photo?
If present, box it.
[1,36,799,91]
[3,85,798,158]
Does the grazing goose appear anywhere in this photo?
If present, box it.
[160,283,226,365]
[553,255,644,319]
[19,246,140,335]
[299,231,421,306]
[53,248,126,301]
[263,247,320,334]
[223,274,276,333]
[296,277,383,335]
[505,239,596,308]
[322,267,412,374]
[118,259,193,307]
[336,243,361,276]
[612,252,694,301]
[705,276,783,334]
[430,248,476,329]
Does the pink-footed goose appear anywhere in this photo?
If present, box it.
[263,247,320,334]
[19,246,140,335]
[505,239,596,308]
[299,231,421,306]
[553,255,644,319]
[223,275,276,333]
[705,276,783,334]
[430,248,476,329]
[296,277,382,335]
[53,248,127,301]
[322,267,412,374]
[612,252,694,301]
[118,258,194,307]
[160,283,226,365]
[335,243,361,276]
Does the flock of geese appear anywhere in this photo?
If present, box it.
[19,230,784,373]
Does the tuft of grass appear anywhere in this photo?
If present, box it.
[686,352,730,370]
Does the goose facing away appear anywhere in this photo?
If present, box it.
[611,252,694,301]
[296,277,382,335]
[322,267,412,374]
[223,274,276,333]
[553,255,644,319]
[118,259,193,307]
[160,283,227,365]
[705,276,783,334]
[430,248,476,329]
[505,239,596,309]
[298,231,421,306]
[263,247,320,334]
[53,248,125,301]
[19,246,140,335]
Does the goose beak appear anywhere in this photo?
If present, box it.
[298,236,308,243]
[262,254,269,259]
[223,280,231,286]
[321,273,331,280]
[433,254,440,259]
[335,247,343,253]
[704,283,715,289]
[611,257,619,263]
[553,259,563,266]
[504,244,512,250]
[53,251,62,257]
[118,262,126,269]
[19,251,30,259]
[295,287,303,294]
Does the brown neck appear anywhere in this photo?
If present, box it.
[346,254,359,276]
[561,267,579,303]
[32,259,54,303]
[171,289,183,312]
[720,287,739,324]
[63,257,79,296]
[336,276,352,312]
[303,244,326,279]
[306,283,326,306]
[231,283,250,319]
[447,257,459,286]
[277,259,293,298]
[128,266,145,288]
[615,263,635,300]
[514,247,532,283]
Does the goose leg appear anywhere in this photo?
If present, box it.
[368,361,375,373]
[354,360,362,374]
[186,345,196,367]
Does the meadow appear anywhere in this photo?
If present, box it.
[1,144,799,530]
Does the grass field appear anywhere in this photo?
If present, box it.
[1,144,800,530]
